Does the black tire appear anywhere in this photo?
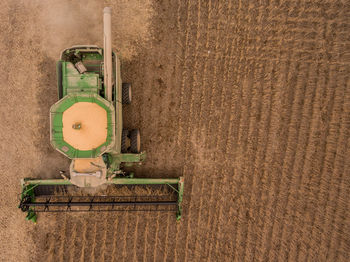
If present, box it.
[129,129,141,153]
[121,129,129,153]
[122,83,132,104]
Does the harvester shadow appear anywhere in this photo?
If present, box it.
[33,54,70,179]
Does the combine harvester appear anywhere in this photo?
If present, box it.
[18,7,184,223]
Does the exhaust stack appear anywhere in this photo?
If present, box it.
[103,7,113,101]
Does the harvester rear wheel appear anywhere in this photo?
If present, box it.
[130,129,141,153]
[122,83,132,104]
[121,129,129,153]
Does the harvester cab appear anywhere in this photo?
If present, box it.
[18,7,184,223]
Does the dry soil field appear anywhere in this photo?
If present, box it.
[0,0,349,261]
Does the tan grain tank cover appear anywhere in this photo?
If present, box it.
[62,102,107,150]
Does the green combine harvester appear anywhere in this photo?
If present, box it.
[18,7,184,223]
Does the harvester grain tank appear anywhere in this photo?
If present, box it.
[18,7,184,222]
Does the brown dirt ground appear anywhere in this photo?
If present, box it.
[0,0,349,261]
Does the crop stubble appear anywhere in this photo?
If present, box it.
[0,0,349,261]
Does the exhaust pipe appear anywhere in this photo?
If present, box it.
[103,7,113,101]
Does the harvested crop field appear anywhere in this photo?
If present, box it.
[1,0,349,261]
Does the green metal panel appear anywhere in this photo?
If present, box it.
[82,52,103,61]
[60,62,101,95]
[22,177,180,186]
[22,178,73,186]
[176,176,184,220]
[108,177,180,185]
[50,93,115,158]
[114,54,122,153]
[111,152,146,163]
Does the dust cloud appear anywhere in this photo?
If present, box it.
[37,0,154,60]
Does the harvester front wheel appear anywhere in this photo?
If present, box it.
[121,129,129,153]
[130,129,141,153]
[122,83,132,104]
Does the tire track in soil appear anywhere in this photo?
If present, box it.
[79,216,88,262]
[306,65,344,259]
[160,0,184,258]
[324,77,349,262]
[208,2,252,260]
[182,1,219,261]
[155,213,170,262]
[149,212,160,261]
[229,2,259,261]
[57,214,68,262]
[231,48,263,258]
[148,211,160,262]
[182,1,222,260]
[141,212,150,261]
[47,229,56,262]
[162,213,174,262]
[194,0,210,140]
[332,80,350,261]
[122,211,137,261]
[263,61,312,262]
[243,2,289,260]
[244,61,271,262]
[91,217,99,261]
[275,62,321,262]
[281,5,345,256]
[286,65,338,262]
[189,5,214,258]
[238,64,266,262]
[125,210,144,261]
[180,1,210,258]
[208,2,246,258]
[312,67,347,261]
[266,57,313,261]
[95,213,108,262]
[102,214,116,262]
[131,213,141,262]
[151,212,160,262]
[214,46,247,262]
[144,212,160,262]
[164,214,178,262]
[253,60,283,262]
[120,211,130,260]
[152,7,181,178]
[224,3,260,259]
[174,0,193,150]
[250,4,296,259]
[300,66,343,261]
[72,218,83,262]
[276,12,340,258]
[229,68,257,261]
[172,0,198,261]
[68,219,78,262]
[269,61,316,261]
[202,14,234,256]
[110,214,122,262]
[134,213,148,261]
[278,62,329,261]
[78,218,93,261]
[334,146,350,261]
